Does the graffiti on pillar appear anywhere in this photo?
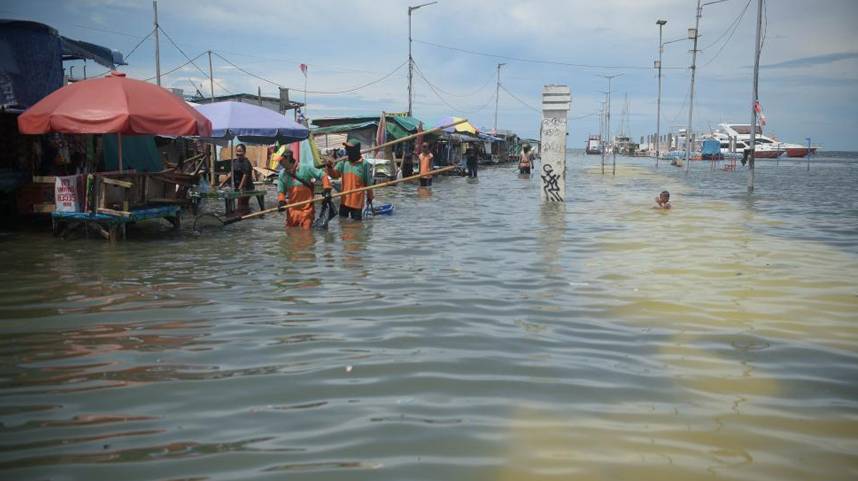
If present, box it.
[540,117,568,154]
[541,164,563,202]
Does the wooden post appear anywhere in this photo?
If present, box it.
[540,85,571,202]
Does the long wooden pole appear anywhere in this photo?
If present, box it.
[218,118,468,225]
[224,165,456,225]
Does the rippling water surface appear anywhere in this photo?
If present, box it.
[1,152,857,480]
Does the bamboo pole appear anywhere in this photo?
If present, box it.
[217,118,468,225]
[223,165,456,225]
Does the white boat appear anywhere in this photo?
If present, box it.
[585,134,601,155]
[717,123,815,158]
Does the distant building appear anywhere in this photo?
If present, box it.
[192,93,304,117]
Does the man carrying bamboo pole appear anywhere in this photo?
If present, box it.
[276,150,331,229]
[325,139,374,221]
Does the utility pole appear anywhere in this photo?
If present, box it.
[494,63,506,134]
[656,19,667,167]
[601,74,622,155]
[153,0,161,86]
[207,50,215,185]
[685,0,702,173]
[207,50,214,100]
[407,2,437,116]
[600,99,606,174]
[599,74,622,174]
[748,0,763,193]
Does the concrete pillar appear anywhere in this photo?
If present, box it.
[539,85,572,202]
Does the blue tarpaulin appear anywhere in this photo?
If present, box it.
[701,138,721,156]
[0,20,63,111]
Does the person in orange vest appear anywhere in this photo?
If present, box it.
[276,150,331,229]
[418,142,434,187]
[325,139,373,220]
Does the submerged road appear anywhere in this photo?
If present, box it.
[1,152,857,480]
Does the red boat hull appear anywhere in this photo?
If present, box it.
[753,149,783,159]
[786,147,816,158]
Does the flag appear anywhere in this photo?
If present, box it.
[754,100,766,127]
[299,64,308,77]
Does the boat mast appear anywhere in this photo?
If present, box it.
[747,0,763,193]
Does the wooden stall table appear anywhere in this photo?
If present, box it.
[191,189,266,216]
[51,206,181,241]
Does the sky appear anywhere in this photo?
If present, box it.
[4,0,858,149]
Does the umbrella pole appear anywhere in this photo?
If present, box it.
[118,132,123,172]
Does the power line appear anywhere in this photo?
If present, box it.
[569,111,600,120]
[143,52,205,82]
[413,38,686,71]
[158,26,232,94]
[498,84,540,112]
[415,68,495,98]
[412,61,496,114]
[702,0,752,67]
[124,28,155,61]
[84,28,155,78]
[71,23,148,39]
[701,0,752,51]
[212,51,407,95]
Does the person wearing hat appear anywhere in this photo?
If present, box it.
[325,139,373,220]
[276,150,331,229]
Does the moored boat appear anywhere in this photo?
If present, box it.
[585,134,602,155]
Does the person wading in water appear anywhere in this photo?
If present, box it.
[276,150,331,229]
[325,139,374,220]
[519,144,534,175]
[418,142,434,187]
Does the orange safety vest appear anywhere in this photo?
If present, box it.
[327,158,373,210]
[277,169,330,229]
[419,152,434,179]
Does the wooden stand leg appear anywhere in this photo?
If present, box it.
[92,222,110,240]
[225,199,234,216]
[166,215,181,230]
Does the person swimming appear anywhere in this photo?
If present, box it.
[655,190,672,209]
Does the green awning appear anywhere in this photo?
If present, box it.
[312,121,377,135]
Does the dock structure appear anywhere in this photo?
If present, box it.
[539,85,571,202]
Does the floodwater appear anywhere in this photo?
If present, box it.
[1,152,857,481]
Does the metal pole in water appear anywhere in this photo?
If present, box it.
[540,85,571,203]
[656,19,667,167]
[748,0,763,193]
[600,100,606,175]
[685,0,702,173]
[806,137,811,172]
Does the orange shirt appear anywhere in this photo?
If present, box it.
[328,158,373,209]
[419,152,433,179]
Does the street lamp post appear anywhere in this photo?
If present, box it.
[408,1,437,116]
[655,19,667,167]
